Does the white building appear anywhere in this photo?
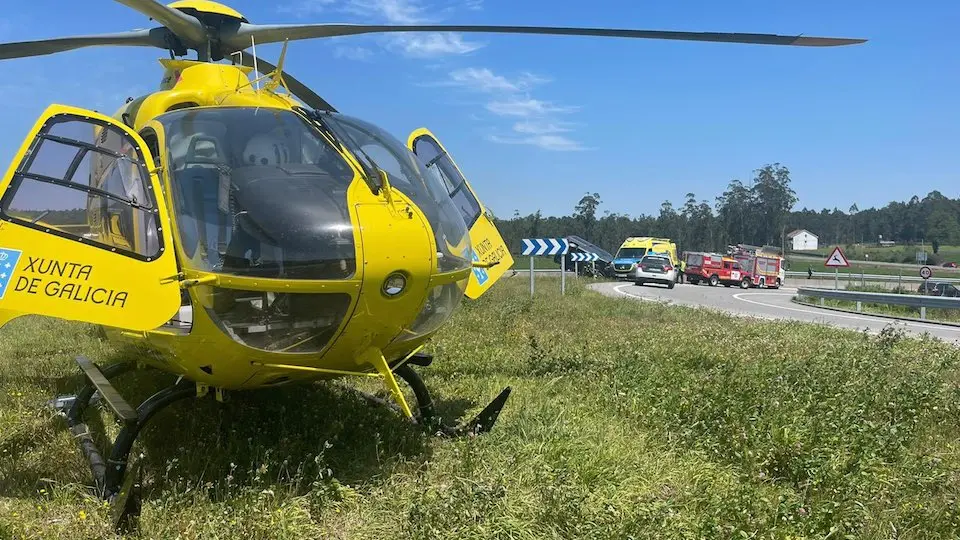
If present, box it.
[787,229,819,251]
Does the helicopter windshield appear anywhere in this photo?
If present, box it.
[315,112,472,274]
[156,107,357,280]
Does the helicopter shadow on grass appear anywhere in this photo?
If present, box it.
[3,342,478,505]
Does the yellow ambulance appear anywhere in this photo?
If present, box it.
[611,237,679,279]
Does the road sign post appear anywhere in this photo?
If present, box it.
[521,238,570,297]
[824,246,850,290]
[529,255,534,298]
[920,265,932,294]
[569,251,601,281]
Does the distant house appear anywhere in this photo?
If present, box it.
[787,229,819,251]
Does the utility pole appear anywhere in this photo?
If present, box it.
[778,223,788,257]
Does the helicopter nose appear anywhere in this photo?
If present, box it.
[351,201,438,344]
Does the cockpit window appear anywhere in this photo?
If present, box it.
[317,112,473,274]
[156,106,357,280]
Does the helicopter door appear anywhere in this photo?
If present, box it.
[407,128,514,299]
[0,104,182,331]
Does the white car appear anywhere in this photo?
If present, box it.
[634,254,676,288]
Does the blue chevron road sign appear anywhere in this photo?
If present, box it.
[570,251,599,262]
[521,238,569,256]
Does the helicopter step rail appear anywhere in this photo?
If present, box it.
[72,355,138,424]
[53,356,201,532]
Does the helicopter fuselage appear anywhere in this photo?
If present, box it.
[103,60,482,390]
[0,60,512,390]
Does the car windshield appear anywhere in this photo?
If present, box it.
[617,247,647,259]
[157,106,358,280]
[641,256,669,265]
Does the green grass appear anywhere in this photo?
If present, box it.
[3,277,960,538]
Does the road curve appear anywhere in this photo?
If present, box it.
[589,280,960,345]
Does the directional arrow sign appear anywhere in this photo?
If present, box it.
[824,246,850,268]
[521,239,535,255]
[521,238,569,256]
[570,252,599,262]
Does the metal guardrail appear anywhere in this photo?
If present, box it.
[795,286,960,320]
[515,269,960,284]
[785,270,960,284]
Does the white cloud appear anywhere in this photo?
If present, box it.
[276,0,485,58]
[431,67,586,151]
[384,33,483,58]
[341,0,424,24]
[485,98,578,117]
[487,134,587,152]
[512,120,574,134]
[333,46,374,61]
[437,68,548,93]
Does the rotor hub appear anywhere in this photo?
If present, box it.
[166,0,248,23]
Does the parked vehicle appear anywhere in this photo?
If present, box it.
[684,252,752,288]
[938,283,960,297]
[634,254,676,288]
[918,281,960,297]
[728,244,784,288]
[554,235,616,277]
[612,236,679,280]
[731,254,783,288]
[918,281,940,294]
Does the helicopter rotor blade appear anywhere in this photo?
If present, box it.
[223,23,866,52]
[112,0,208,45]
[234,52,338,112]
[0,29,168,60]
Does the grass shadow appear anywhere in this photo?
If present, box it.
[0,343,459,507]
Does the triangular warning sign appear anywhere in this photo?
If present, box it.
[824,246,850,268]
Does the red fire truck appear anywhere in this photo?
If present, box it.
[683,252,753,288]
[729,245,784,289]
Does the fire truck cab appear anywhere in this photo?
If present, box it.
[684,252,752,288]
[733,254,783,288]
[728,244,784,289]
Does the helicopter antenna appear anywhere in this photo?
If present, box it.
[251,36,260,92]
[264,40,291,95]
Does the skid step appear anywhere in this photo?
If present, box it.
[75,355,138,424]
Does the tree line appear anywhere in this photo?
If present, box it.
[493,163,960,257]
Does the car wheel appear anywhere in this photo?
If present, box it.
[667,281,675,289]
[709,275,719,286]
[740,278,750,289]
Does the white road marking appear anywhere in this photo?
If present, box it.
[731,292,960,334]
[612,284,668,303]
[609,284,778,321]
[606,283,960,337]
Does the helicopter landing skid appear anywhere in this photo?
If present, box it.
[52,355,199,533]
[354,353,512,438]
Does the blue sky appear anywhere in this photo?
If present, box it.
[0,0,957,219]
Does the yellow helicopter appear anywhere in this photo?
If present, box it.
[0,0,866,529]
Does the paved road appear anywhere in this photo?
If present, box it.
[588,280,960,345]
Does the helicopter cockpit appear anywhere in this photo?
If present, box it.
[155,106,473,281]
[158,106,358,281]
[146,106,473,351]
